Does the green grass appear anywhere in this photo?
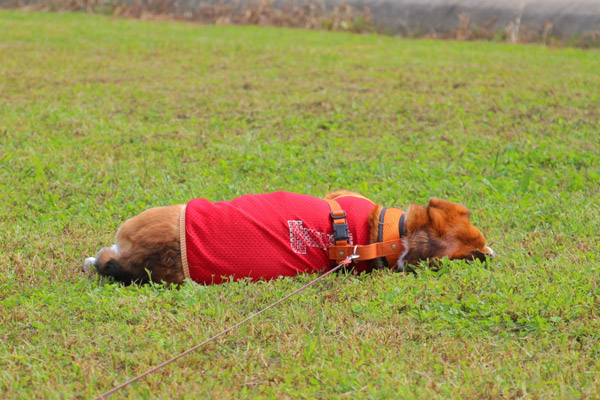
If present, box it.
[1,9,599,399]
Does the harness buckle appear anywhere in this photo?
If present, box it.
[332,223,349,242]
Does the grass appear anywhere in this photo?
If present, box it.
[0,9,599,399]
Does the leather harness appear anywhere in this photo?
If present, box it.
[325,197,406,267]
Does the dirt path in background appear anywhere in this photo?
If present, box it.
[222,0,600,38]
[4,0,599,41]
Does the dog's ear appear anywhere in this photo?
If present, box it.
[428,197,470,216]
[426,198,471,235]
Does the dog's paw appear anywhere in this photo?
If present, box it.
[83,257,97,273]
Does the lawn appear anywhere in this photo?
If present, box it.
[0,9,599,399]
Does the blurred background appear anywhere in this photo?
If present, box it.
[2,0,599,46]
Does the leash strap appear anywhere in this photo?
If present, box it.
[92,256,355,400]
[328,239,405,261]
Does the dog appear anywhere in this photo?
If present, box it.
[83,191,494,285]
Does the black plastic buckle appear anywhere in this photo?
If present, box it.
[332,222,349,242]
[330,210,349,242]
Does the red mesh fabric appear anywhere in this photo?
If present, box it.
[185,192,375,285]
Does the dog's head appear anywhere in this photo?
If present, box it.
[402,197,493,268]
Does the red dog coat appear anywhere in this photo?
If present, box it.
[180,192,376,285]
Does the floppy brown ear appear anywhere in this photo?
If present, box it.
[426,198,451,235]
[428,197,470,216]
[427,197,446,209]
[426,198,472,235]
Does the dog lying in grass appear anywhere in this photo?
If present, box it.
[83,191,494,285]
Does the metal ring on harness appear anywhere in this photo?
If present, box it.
[350,245,360,263]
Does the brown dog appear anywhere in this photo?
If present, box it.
[83,191,493,285]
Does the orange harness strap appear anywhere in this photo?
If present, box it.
[328,239,405,262]
[324,199,349,248]
[325,198,405,263]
